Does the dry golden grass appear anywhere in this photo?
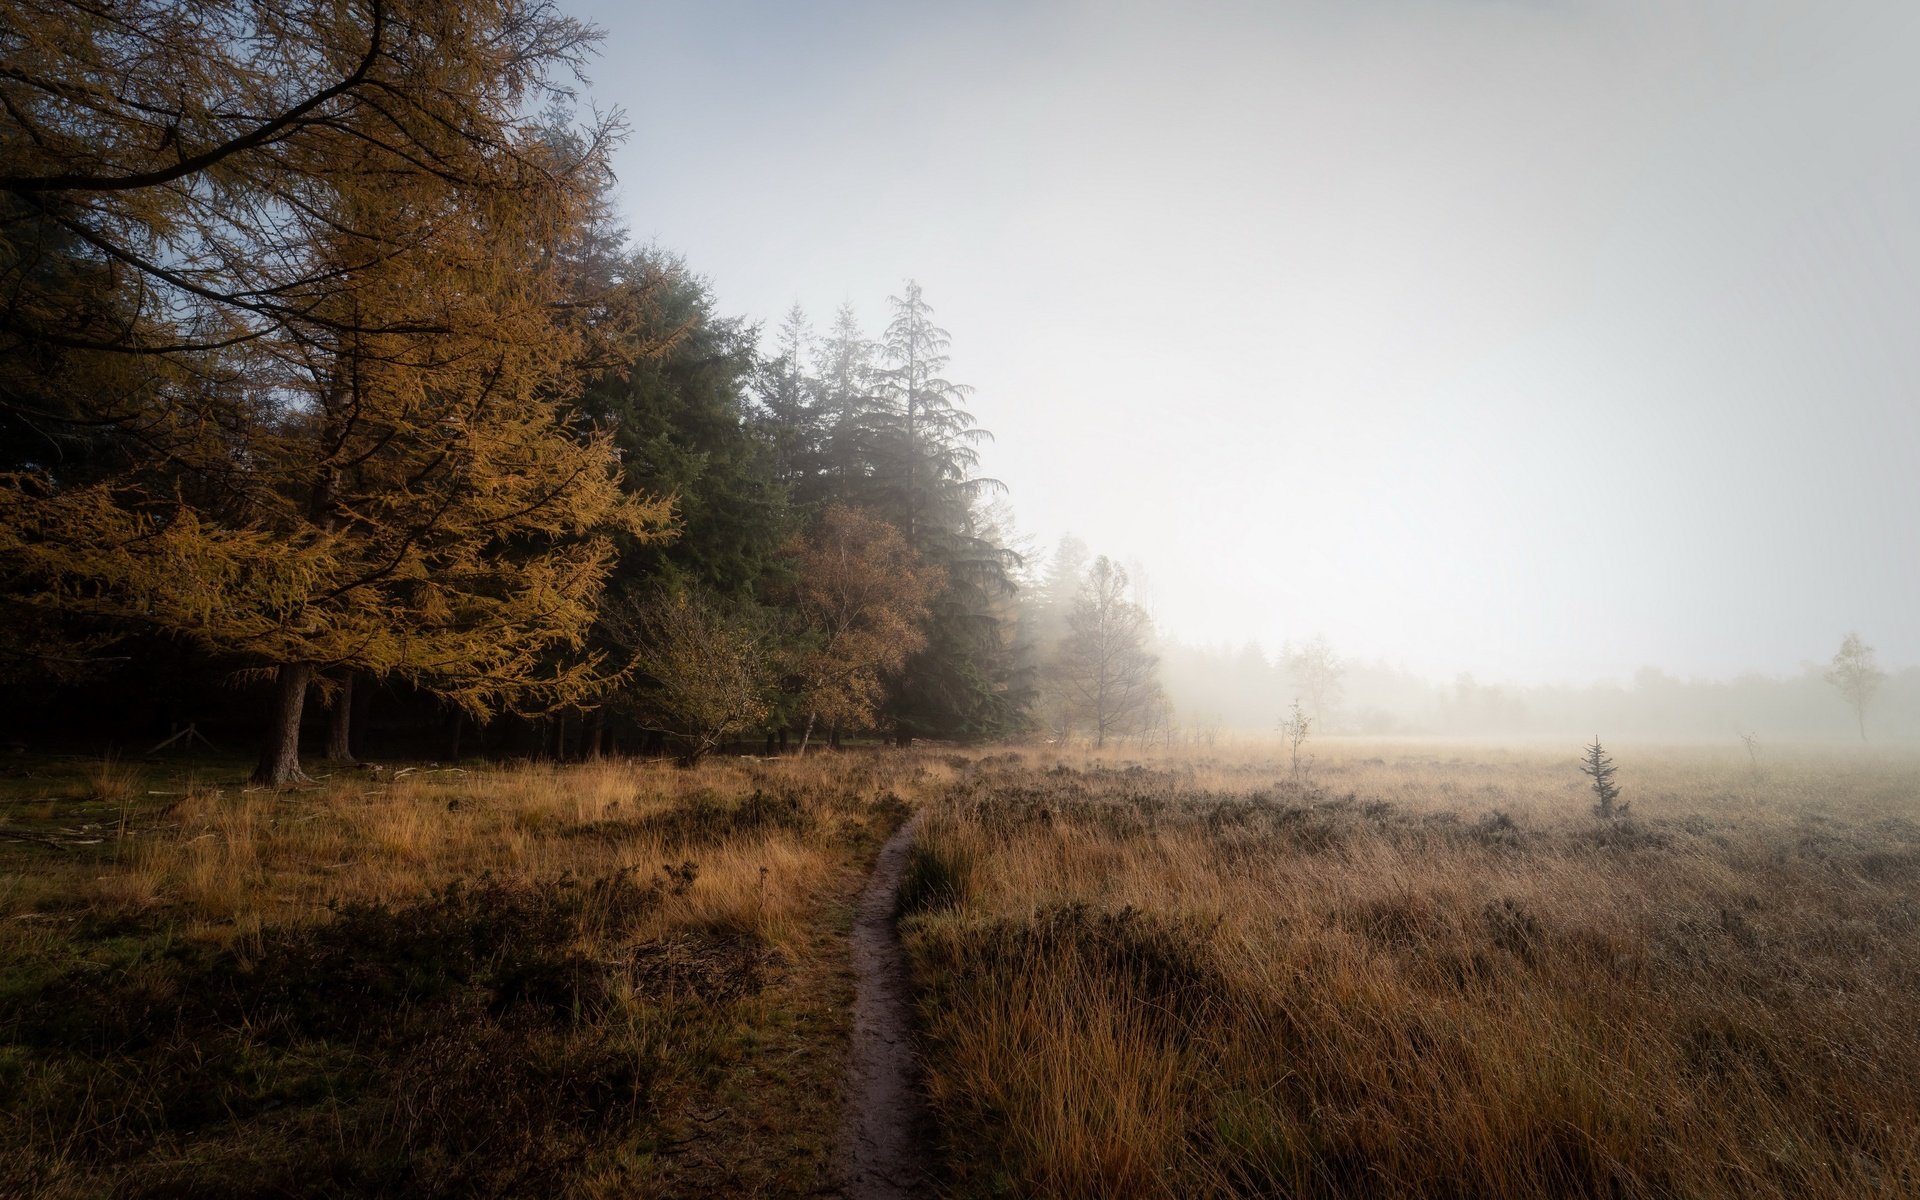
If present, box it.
[0,750,960,1199]
[6,756,944,941]
[904,740,1920,1199]
[12,740,1917,1198]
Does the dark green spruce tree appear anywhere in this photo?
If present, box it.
[753,303,825,488]
[579,253,794,599]
[803,301,878,507]
[573,253,797,755]
[854,281,1025,741]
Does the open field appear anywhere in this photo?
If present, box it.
[902,740,1920,1199]
[5,740,1918,1199]
[0,751,955,1198]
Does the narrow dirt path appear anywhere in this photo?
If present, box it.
[836,812,932,1198]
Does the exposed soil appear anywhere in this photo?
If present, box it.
[836,812,933,1198]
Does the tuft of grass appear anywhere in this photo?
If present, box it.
[896,839,975,917]
[81,756,140,805]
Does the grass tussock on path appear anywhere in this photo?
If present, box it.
[902,743,1920,1200]
[0,751,958,1198]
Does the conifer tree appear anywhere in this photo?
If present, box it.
[755,304,823,485]
[799,283,1024,741]
[867,281,992,550]
[1036,535,1092,643]
[809,303,878,504]
[1580,737,1623,819]
[579,254,789,599]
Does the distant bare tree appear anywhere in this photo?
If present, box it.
[1825,632,1886,741]
[1052,557,1164,748]
[1285,635,1345,728]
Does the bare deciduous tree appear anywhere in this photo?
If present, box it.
[1826,632,1885,741]
[610,589,769,766]
[1285,635,1345,729]
[1052,557,1164,748]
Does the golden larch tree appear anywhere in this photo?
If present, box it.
[783,505,941,753]
[0,0,675,782]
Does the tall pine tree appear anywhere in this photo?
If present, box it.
[754,303,824,487]
[806,302,878,506]
[579,253,792,599]
[854,283,1024,741]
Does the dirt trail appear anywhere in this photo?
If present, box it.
[836,812,932,1198]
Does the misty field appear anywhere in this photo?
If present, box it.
[4,742,1918,1199]
[902,742,1920,1199]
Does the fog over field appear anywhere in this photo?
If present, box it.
[9,5,1920,1193]
[588,0,1919,699]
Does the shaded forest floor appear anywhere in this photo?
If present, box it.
[0,750,958,1198]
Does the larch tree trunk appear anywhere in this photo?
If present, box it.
[350,674,373,759]
[253,663,313,787]
[584,707,604,761]
[324,673,354,761]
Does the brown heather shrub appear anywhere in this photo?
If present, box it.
[903,742,1920,1200]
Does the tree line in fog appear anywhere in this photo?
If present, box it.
[0,0,1183,777]
[2,1,1900,775]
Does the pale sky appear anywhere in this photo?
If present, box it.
[579,0,1920,686]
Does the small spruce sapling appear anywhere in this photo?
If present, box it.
[1580,737,1625,819]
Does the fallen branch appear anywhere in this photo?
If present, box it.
[0,829,68,849]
